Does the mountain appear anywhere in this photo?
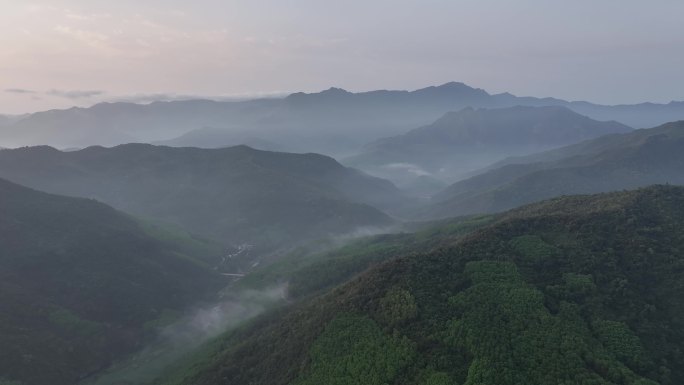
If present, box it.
[0,114,26,126]
[425,120,684,219]
[0,83,491,153]
[563,100,684,130]
[155,83,497,156]
[0,144,402,264]
[154,185,684,385]
[0,99,278,150]
[83,214,495,385]
[0,177,227,385]
[2,82,683,156]
[154,127,284,151]
[346,106,631,189]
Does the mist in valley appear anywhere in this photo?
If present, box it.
[83,285,287,385]
[2,1,684,385]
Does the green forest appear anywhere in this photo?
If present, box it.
[156,185,684,385]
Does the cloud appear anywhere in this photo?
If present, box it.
[109,92,205,103]
[64,11,112,22]
[88,284,287,383]
[109,91,287,104]
[5,88,37,94]
[382,162,432,177]
[54,25,113,53]
[25,4,58,13]
[47,89,105,99]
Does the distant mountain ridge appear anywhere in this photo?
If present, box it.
[0,144,402,262]
[2,82,683,155]
[345,105,631,188]
[423,120,684,219]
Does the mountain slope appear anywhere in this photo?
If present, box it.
[346,106,631,186]
[0,115,12,127]
[154,185,684,385]
[0,178,227,385]
[0,144,401,261]
[426,120,684,219]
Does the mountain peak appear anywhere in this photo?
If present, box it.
[285,86,351,101]
[321,87,350,95]
[436,81,472,89]
[412,82,490,98]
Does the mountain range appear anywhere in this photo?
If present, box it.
[423,120,684,219]
[154,185,684,385]
[3,81,684,385]
[345,105,631,188]
[2,82,684,157]
[0,144,403,266]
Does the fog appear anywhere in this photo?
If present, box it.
[2,2,684,384]
[85,285,287,385]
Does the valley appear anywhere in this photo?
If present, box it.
[2,6,684,381]
[2,90,684,384]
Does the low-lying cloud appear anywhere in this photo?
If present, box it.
[47,89,106,99]
[110,91,288,104]
[87,284,286,385]
[382,162,432,177]
[5,88,37,94]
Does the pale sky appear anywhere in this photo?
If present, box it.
[1,0,683,114]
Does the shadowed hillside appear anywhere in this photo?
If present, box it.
[0,144,403,266]
[424,120,684,219]
[0,178,227,385]
[345,106,630,189]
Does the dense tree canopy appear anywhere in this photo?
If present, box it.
[155,186,684,385]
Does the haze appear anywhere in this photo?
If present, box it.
[1,0,683,114]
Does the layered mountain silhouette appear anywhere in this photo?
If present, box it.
[0,144,401,260]
[156,128,283,151]
[0,83,492,152]
[3,81,684,385]
[154,186,684,385]
[424,120,684,218]
[2,82,683,156]
[346,106,631,188]
[0,177,226,385]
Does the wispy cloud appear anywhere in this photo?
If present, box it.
[64,11,112,22]
[109,92,207,104]
[54,25,113,53]
[5,88,37,94]
[382,162,432,177]
[109,91,287,104]
[47,89,105,99]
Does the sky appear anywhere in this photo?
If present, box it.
[1,0,683,114]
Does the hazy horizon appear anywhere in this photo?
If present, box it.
[2,0,683,114]
[3,3,684,385]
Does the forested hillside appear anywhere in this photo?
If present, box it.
[0,178,227,385]
[156,186,684,385]
[0,144,402,263]
[425,120,684,219]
